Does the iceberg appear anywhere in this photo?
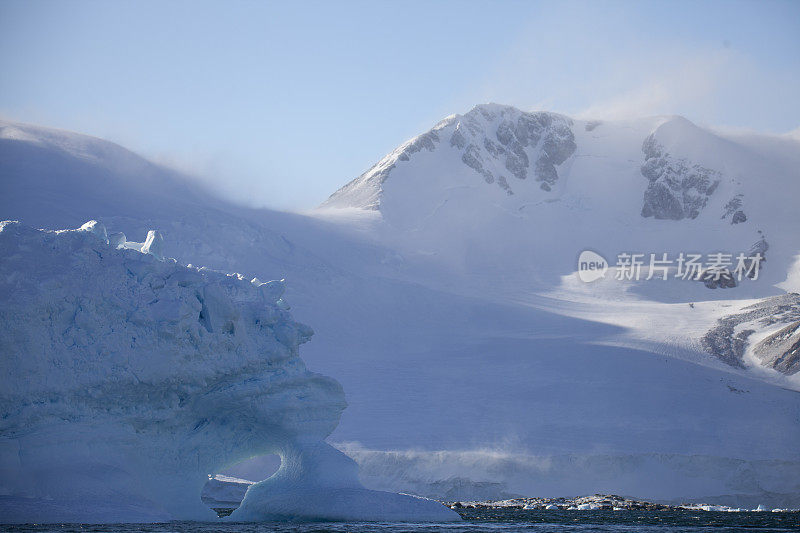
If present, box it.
[0,221,458,523]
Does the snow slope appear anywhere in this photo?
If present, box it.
[0,220,456,523]
[2,109,800,511]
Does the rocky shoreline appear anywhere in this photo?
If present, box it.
[447,494,798,512]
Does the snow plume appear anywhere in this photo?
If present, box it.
[0,221,457,523]
[338,444,800,509]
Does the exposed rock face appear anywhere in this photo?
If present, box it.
[696,237,767,290]
[702,293,800,374]
[722,194,747,224]
[321,104,576,209]
[753,321,800,375]
[640,135,721,220]
[699,269,738,289]
[451,105,577,194]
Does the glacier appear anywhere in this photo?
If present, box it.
[0,220,457,523]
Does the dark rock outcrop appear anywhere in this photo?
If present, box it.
[702,293,800,373]
[640,135,721,220]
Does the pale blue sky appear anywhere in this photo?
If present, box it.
[1,0,798,209]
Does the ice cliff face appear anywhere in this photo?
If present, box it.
[321,104,576,209]
[0,220,456,523]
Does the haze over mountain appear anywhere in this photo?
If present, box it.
[2,104,799,511]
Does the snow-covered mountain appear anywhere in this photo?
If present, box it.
[321,105,796,290]
[322,104,577,208]
[2,106,800,515]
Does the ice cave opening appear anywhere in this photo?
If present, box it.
[202,454,281,515]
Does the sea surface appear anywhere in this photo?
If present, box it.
[2,509,800,533]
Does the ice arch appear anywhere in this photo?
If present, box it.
[231,442,459,521]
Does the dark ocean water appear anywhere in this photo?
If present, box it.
[2,509,799,533]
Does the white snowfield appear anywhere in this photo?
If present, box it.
[1,105,800,516]
[0,220,457,523]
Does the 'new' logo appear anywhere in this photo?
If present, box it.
[577,250,608,282]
